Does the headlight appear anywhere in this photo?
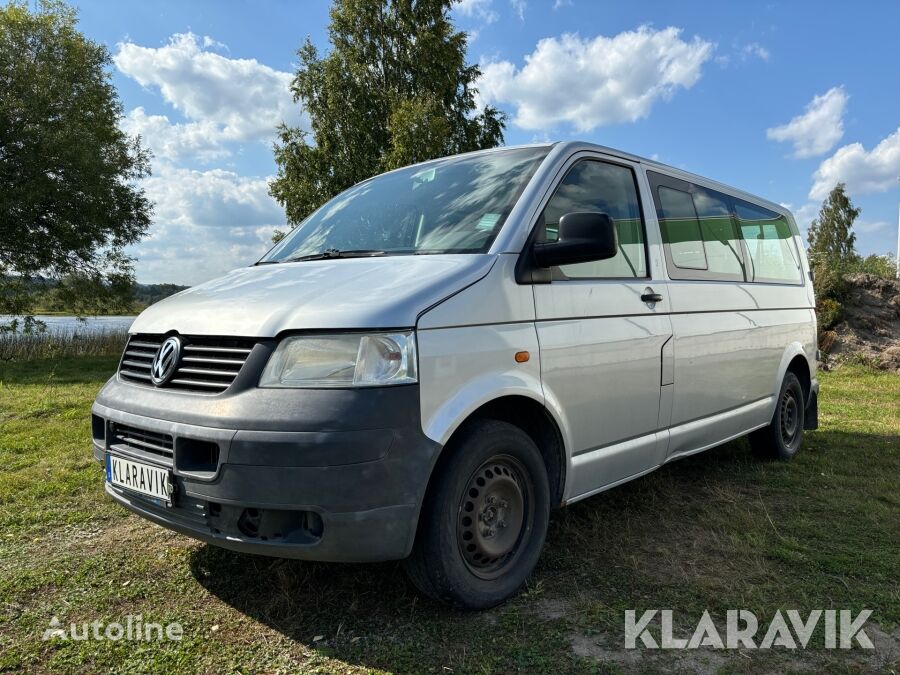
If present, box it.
[259,331,417,388]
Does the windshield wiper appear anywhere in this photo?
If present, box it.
[279,248,388,263]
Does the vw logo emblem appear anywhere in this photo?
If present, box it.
[150,336,182,386]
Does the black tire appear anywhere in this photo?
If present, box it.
[749,371,805,460]
[403,419,551,610]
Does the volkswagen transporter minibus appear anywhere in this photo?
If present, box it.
[92,142,818,609]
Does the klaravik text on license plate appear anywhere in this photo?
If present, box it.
[107,454,172,504]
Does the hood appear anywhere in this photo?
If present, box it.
[130,254,496,337]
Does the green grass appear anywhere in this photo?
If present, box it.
[0,357,897,673]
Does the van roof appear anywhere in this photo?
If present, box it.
[490,141,793,221]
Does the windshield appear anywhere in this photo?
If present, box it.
[259,146,550,262]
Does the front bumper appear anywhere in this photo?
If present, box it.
[92,377,441,562]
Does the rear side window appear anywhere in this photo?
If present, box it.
[692,190,744,280]
[735,201,802,283]
[657,186,706,270]
[650,171,803,285]
[542,160,647,278]
[654,178,744,281]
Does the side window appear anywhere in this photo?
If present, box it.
[735,201,802,284]
[693,190,744,280]
[542,161,647,278]
[652,172,746,281]
[657,186,707,269]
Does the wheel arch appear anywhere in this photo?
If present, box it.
[769,342,814,418]
[418,394,568,529]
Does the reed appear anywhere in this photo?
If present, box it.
[0,328,127,361]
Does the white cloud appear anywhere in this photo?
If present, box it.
[132,164,284,284]
[715,42,771,69]
[766,87,847,159]
[121,107,231,162]
[143,165,284,229]
[201,36,228,50]
[455,0,498,24]
[742,42,770,61]
[809,127,900,200]
[477,26,714,132]
[112,33,302,283]
[114,33,301,153]
[553,0,572,9]
[132,223,275,286]
[510,0,526,20]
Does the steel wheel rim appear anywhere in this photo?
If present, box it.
[780,389,800,447]
[457,455,533,580]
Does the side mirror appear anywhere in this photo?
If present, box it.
[532,212,618,268]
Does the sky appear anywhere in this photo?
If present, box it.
[70,0,900,285]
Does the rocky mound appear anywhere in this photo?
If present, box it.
[819,273,900,371]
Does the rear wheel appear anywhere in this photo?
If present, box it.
[404,419,550,610]
[749,371,805,460]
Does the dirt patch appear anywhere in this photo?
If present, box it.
[533,597,571,621]
[865,623,900,671]
[568,622,900,674]
[821,273,900,371]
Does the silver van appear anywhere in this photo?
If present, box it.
[92,142,818,609]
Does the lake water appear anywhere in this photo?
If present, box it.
[0,315,135,335]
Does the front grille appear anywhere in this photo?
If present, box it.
[119,334,255,394]
[111,423,174,460]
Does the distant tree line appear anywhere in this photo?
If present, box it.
[1,276,187,317]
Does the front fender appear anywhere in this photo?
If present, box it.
[417,323,545,446]
[423,372,546,446]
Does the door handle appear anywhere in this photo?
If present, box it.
[641,292,663,303]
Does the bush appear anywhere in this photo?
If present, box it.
[816,298,843,330]
[848,254,898,279]
[811,259,848,302]
[811,254,897,304]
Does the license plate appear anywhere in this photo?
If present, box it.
[106,454,172,504]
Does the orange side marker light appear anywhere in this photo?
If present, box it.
[514,351,530,363]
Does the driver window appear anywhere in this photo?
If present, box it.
[542,161,647,278]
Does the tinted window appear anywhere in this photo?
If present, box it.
[655,179,745,281]
[736,201,802,283]
[693,190,744,279]
[657,186,707,270]
[542,161,647,278]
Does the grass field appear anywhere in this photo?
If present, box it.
[0,357,897,673]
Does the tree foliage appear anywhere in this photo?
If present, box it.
[269,0,506,231]
[0,0,151,319]
[807,183,860,267]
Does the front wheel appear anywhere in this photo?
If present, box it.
[749,371,805,460]
[403,419,551,610]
